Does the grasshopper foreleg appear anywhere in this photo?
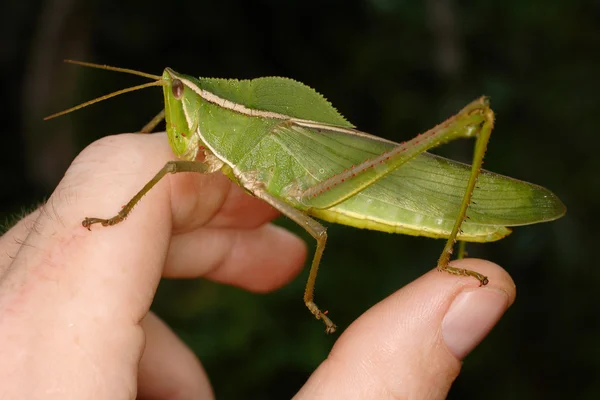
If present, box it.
[82,160,208,229]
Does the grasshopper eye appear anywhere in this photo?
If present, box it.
[172,79,184,99]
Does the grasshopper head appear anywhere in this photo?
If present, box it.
[45,61,201,161]
[162,68,201,161]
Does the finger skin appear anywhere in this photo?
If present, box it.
[0,208,41,275]
[0,133,305,399]
[165,223,306,292]
[295,259,516,400]
[137,312,213,400]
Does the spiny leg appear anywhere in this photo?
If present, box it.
[437,103,494,286]
[297,97,493,284]
[251,188,335,333]
[82,160,208,229]
[299,107,496,280]
[299,98,491,209]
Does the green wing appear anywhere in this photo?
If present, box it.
[197,76,354,127]
[270,123,565,242]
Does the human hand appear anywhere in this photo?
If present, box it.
[0,133,515,399]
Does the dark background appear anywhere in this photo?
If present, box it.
[1,0,597,398]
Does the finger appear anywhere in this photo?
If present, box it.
[0,208,41,274]
[3,133,291,321]
[295,259,516,400]
[165,223,307,293]
[138,312,213,400]
[169,170,281,231]
[0,134,180,397]
[2,134,181,320]
[0,132,304,398]
[0,133,270,398]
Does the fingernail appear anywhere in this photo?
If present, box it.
[442,288,509,359]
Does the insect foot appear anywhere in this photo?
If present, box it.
[439,264,489,286]
[306,301,337,334]
[82,215,124,230]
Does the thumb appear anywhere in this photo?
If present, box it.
[295,259,516,399]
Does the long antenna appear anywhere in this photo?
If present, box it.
[44,80,164,120]
[44,60,165,120]
[64,60,162,80]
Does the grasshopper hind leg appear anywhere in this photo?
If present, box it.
[436,101,495,286]
[440,264,489,286]
[439,239,489,287]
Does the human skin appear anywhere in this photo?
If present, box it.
[0,133,516,399]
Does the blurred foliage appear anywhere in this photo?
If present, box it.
[1,0,598,398]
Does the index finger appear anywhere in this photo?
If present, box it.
[0,132,306,398]
[2,132,296,319]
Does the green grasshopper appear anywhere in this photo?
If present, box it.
[47,61,566,333]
